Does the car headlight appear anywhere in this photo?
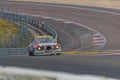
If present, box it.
[55,45,60,49]
[37,47,41,50]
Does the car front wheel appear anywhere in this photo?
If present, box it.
[29,51,34,56]
[56,53,61,55]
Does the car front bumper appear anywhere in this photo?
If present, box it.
[34,49,62,55]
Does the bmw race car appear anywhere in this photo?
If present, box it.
[28,36,61,56]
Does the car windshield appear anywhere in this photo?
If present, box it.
[36,38,55,43]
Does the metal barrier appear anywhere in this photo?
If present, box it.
[0,11,58,46]
[0,6,58,54]
[0,12,30,48]
[0,48,27,55]
[44,25,58,41]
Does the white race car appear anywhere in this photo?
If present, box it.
[28,36,61,56]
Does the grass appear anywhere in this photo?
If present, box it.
[0,19,20,43]
[0,18,34,48]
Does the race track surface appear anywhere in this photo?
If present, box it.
[1,2,120,50]
[0,1,120,79]
[1,55,120,78]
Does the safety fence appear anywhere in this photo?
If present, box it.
[0,11,58,48]
[0,48,27,55]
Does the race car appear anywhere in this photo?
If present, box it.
[28,36,62,56]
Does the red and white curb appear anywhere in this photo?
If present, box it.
[93,33,106,46]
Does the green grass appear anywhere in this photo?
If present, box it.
[0,19,34,48]
[0,19,20,42]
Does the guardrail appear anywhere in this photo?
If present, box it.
[0,48,27,55]
[44,25,58,40]
[0,11,58,41]
[0,12,31,48]
[0,11,58,48]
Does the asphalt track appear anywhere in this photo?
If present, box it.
[0,1,120,79]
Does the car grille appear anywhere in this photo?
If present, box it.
[41,46,53,50]
[46,46,52,50]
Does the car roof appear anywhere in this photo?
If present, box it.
[34,36,53,39]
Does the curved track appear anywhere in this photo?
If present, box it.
[1,2,120,50]
[0,1,120,79]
